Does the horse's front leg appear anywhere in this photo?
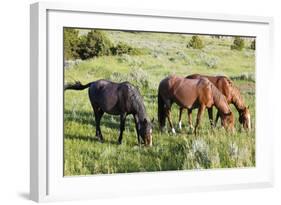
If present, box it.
[167,109,176,134]
[133,115,141,145]
[214,110,220,127]
[118,113,127,145]
[207,107,214,128]
[178,107,184,130]
[194,105,205,135]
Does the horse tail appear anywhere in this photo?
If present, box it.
[158,90,166,130]
[64,81,91,91]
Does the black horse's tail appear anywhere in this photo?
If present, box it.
[64,81,91,91]
[158,90,166,130]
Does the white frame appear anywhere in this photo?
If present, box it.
[30,2,274,202]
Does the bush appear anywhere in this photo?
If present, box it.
[64,28,80,60]
[250,39,256,50]
[197,52,219,69]
[109,67,149,89]
[111,42,143,55]
[230,72,255,82]
[230,37,245,51]
[187,35,204,49]
[77,30,113,60]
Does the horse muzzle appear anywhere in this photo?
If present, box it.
[145,135,153,147]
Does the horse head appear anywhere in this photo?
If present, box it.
[140,118,153,146]
[239,106,251,131]
[221,111,235,132]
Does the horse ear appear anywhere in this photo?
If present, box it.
[247,105,250,109]
[151,117,155,123]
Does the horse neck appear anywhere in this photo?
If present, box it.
[135,105,147,122]
[212,85,231,114]
[130,90,147,122]
[231,86,246,113]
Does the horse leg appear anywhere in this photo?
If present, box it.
[194,105,205,135]
[118,114,127,145]
[93,107,104,142]
[133,115,141,145]
[178,107,183,130]
[207,107,214,128]
[187,109,194,130]
[214,110,220,127]
[167,109,176,134]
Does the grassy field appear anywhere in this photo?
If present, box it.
[64,30,255,176]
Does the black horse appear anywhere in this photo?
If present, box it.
[64,80,153,146]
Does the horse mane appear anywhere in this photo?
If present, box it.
[125,83,147,121]
[230,84,246,111]
[210,83,231,114]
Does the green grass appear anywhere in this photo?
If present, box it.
[64,30,255,176]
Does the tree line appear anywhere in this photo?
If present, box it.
[64,28,143,60]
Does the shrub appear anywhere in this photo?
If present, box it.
[250,39,256,50]
[77,30,113,60]
[230,37,245,51]
[197,52,219,69]
[111,42,143,55]
[109,67,149,89]
[183,138,211,169]
[64,28,80,60]
[187,35,204,49]
[205,57,219,68]
[230,72,255,82]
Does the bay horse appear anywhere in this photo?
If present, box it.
[158,75,234,135]
[64,80,153,146]
[178,74,251,131]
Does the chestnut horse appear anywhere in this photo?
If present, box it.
[158,75,234,134]
[178,74,251,131]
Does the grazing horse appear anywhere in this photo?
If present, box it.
[178,74,251,131]
[64,80,153,146]
[158,75,234,134]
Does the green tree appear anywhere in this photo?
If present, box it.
[187,35,204,49]
[231,37,245,51]
[111,42,143,55]
[77,30,113,60]
[64,28,80,60]
[250,39,256,50]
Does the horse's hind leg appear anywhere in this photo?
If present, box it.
[178,107,183,130]
[118,114,127,145]
[194,105,205,135]
[93,107,104,142]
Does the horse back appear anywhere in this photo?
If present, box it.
[187,74,233,103]
[88,80,124,114]
[162,76,203,108]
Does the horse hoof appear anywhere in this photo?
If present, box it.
[96,136,104,143]
[172,128,176,134]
